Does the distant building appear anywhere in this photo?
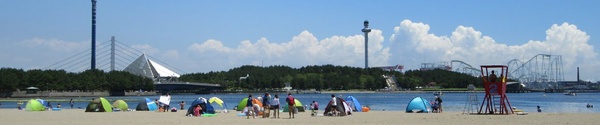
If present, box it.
[123,54,180,82]
[283,82,292,91]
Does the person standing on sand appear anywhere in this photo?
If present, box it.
[435,96,443,113]
[271,94,280,118]
[163,93,171,112]
[47,102,52,110]
[262,93,271,118]
[246,94,255,119]
[286,93,295,119]
[70,99,75,109]
[330,94,338,116]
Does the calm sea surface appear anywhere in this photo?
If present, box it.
[1,92,598,113]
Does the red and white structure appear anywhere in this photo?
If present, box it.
[478,65,514,115]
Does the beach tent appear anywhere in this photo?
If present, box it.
[112,100,129,111]
[406,97,431,113]
[186,97,216,116]
[85,97,113,112]
[282,99,305,112]
[345,96,362,112]
[25,99,45,111]
[323,97,350,116]
[136,98,158,111]
[209,97,228,111]
[236,98,262,111]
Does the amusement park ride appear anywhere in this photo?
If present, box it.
[478,65,514,115]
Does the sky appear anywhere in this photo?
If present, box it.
[1,0,599,81]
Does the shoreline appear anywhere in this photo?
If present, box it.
[0,90,491,99]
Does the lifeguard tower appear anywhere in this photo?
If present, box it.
[478,65,514,114]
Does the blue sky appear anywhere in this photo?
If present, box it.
[1,0,599,81]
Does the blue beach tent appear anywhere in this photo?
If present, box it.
[345,96,362,112]
[136,98,158,111]
[186,97,215,116]
[406,97,431,113]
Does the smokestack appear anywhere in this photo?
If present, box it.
[577,67,580,83]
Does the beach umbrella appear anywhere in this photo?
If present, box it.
[25,99,45,111]
[112,100,129,111]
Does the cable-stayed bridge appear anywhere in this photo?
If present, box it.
[45,37,221,93]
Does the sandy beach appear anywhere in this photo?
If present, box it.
[2,109,599,125]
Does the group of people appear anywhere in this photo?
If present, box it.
[243,93,299,119]
[15,98,75,110]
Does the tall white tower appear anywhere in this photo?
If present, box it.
[361,20,371,69]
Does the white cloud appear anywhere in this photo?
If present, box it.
[187,30,389,71]
[131,44,160,55]
[19,37,88,52]
[4,20,597,81]
[389,20,597,81]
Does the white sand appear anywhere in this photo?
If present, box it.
[1,109,599,125]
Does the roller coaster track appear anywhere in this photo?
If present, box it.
[423,54,564,90]
[450,60,480,76]
[507,54,564,90]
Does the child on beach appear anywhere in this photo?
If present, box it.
[246,94,255,119]
[70,99,74,109]
[311,101,319,116]
[17,101,23,110]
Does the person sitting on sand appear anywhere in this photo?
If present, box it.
[17,101,23,110]
[193,104,202,117]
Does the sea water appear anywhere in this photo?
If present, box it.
[1,92,598,113]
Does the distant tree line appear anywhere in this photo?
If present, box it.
[0,65,482,93]
[180,65,482,91]
[400,69,483,89]
[0,68,154,93]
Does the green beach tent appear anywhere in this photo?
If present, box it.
[282,99,304,112]
[25,99,45,111]
[236,98,262,111]
[112,100,128,111]
[85,97,113,112]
